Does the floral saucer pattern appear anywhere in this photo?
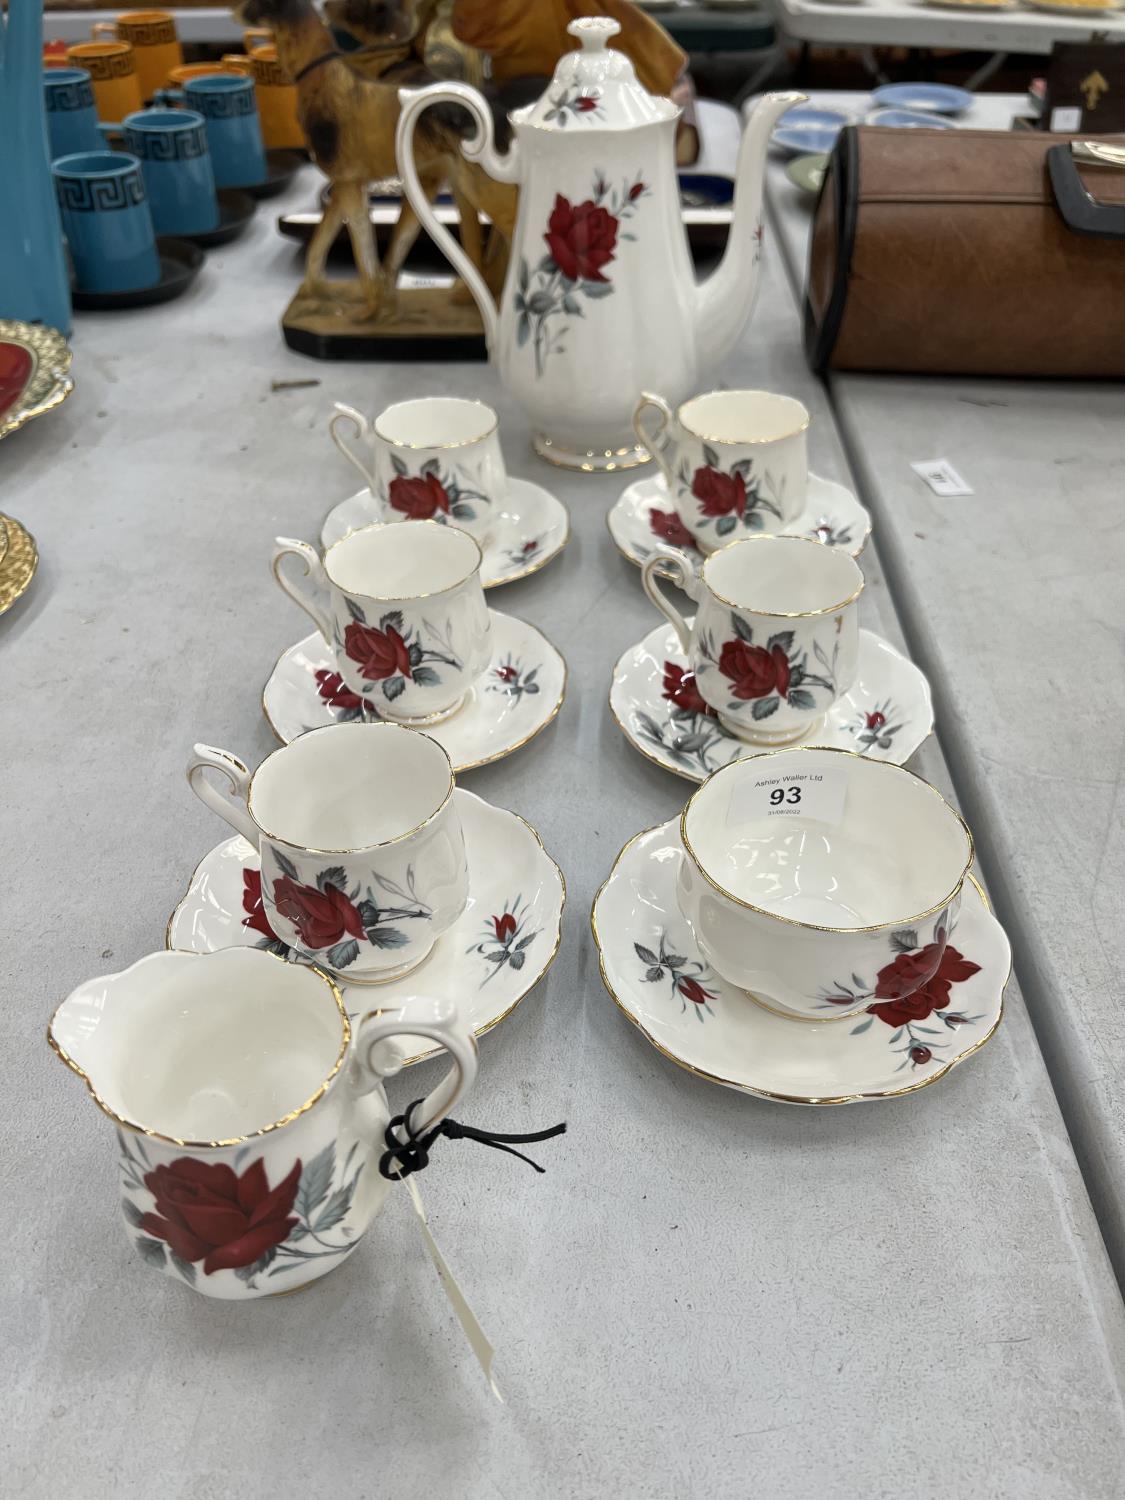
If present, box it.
[167,789,565,1064]
[607,470,871,575]
[592,818,1008,1104]
[321,475,570,589]
[264,611,566,772]
[610,623,933,779]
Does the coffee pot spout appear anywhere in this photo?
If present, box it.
[693,92,806,367]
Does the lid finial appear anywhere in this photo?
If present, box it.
[567,17,622,52]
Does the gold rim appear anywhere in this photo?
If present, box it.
[605,633,934,785]
[47,950,353,1147]
[702,533,864,616]
[680,746,974,932]
[164,805,567,1069]
[373,399,498,450]
[262,620,568,774]
[678,390,810,446]
[323,519,483,602]
[591,829,1005,1105]
[0,515,40,616]
[248,721,456,854]
[0,321,74,441]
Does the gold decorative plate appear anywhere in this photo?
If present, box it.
[0,321,74,442]
[0,515,40,616]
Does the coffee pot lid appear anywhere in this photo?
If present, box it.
[521,17,678,132]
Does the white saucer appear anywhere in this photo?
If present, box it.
[321,475,570,589]
[610,623,932,779]
[592,818,1008,1105]
[607,471,871,577]
[263,610,566,773]
[167,789,565,1065]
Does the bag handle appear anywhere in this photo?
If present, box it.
[1047,145,1125,240]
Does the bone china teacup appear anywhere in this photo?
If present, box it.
[329,397,505,547]
[48,947,477,1299]
[272,521,491,725]
[187,722,470,982]
[677,747,975,1021]
[643,535,862,746]
[634,389,810,552]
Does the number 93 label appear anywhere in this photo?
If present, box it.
[727,764,849,827]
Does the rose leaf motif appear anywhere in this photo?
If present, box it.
[344,597,367,625]
[136,1236,167,1270]
[325,938,360,970]
[751,697,779,721]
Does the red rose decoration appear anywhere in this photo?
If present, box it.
[544,194,618,283]
[648,507,695,549]
[691,465,746,519]
[343,620,412,682]
[240,867,276,941]
[575,95,598,113]
[719,639,790,701]
[677,977,713,1007]
[314,668,368,713]
[909,1045,933,1067]
[866,710,886,730]
[387,473,450,520]
[272,876,365,951]
[628,181,646,201]
[493,912,517,942]
[662,661,711,716]
[140,1156,301,1275]
[867,943,981,1027]
[496,664,518,683]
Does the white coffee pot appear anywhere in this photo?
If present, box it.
[396,16,803,472]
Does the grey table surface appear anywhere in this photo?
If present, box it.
[765,92,1125,1288]
[3,170,1125,1499]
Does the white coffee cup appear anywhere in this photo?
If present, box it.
[329,396,504,547]
[272,520,492,726]
[634,389,810,552]
[642,534,862,745]
[186,722,470,983]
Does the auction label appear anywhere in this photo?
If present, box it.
[728,763,849,827]
[910,459,973,497]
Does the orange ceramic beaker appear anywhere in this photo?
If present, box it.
[94,12,182,101]
[66,42,143,121]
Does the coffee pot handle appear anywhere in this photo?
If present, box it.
[353,996,478,1145]
[641,553,699,657]
[329,402,376,493]
[633,392,677,489]
[271,537,334,643]
[396,83,512,357]
[185,744,260,849]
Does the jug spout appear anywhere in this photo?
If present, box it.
[693,92,807,368]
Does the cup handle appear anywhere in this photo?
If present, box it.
[153,89,184,108]
[641,553,698,656]
[353,996,479,1150]
[97,121,122,141]
[329,402,376,494]
[633,391,677,489]
[185,744,260,849]
[271,537,334,643]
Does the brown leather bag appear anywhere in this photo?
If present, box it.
[805,126,1125,377]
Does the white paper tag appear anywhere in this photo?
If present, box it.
[1050,106,1081,133]
[396,271,457,291]
[728,763,849,827]
[910,459,974,497]
[403,1176,503,1402]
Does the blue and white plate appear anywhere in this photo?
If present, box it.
[867,108,958,130]
[871,83,972,114]
[771,107,850,158]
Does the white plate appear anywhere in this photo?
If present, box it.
[610,623,933,779]
[607,470,871,577]
[263,610,566,773]
[320,475,570,590]
[167,790,565,1065]
[592,818,1009,1104]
